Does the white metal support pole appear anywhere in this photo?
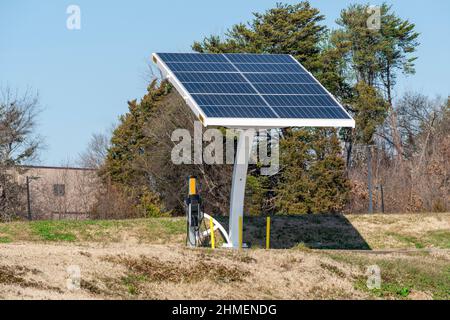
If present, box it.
[228,129,255,248]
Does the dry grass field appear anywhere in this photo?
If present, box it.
[0,213,449,300]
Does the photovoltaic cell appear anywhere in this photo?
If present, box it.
[175,72,247,83]
[157,53,228,63]
[202,106,277,118]
[273,106,349,119]
[254,83,324,95]
[183,83,258,94]
[245,73,316,84]
[234,63,305,73]
[154,52,354,124]
[225,54,296,64]
[263,95,339,107]
[166,62,236,72]
[192,94,267,107]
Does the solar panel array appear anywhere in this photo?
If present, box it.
[155,53,352,123]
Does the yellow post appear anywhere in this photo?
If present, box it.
[238,216,243,249]
[189,177,196,195]
[209,217,215,249]
[266,216,271,250]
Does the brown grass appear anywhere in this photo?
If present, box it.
[104,254,249,284]
[0,264,62,293]
[0,213,449,300]
[0,242,448,300]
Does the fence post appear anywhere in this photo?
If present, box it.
[368,146,373,214]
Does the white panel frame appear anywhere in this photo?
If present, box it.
[152,53,355,129]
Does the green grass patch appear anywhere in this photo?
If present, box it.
[0,214,449,250]
[386,230,450,249]
[426,230,450,248]
[158,219,185,235]
[0,218,187,243]
[146,218,185,242]
[121,273,148,295]
[327,252,449,300]
[30,221,77,242]
[387,232,425,249]
[0,236,11,243]
[354,278,412,299]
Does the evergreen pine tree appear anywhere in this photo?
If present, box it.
[193,2,351,214]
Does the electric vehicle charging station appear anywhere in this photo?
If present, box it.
[153,52,355,249]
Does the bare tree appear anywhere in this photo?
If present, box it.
[0,86,42,221]
[78,130,112,169]
[135,90,233,215]
[0,86,41,164]
[347,93,449,213]
[397,92,443,157]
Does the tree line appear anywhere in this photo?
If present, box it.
[89,2,447,217]
[1,2,448,221]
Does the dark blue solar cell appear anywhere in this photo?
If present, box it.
[254,83,324,95]
[245,73,316,84]
[313,95,338,106]
[166,62,236,72]
[224,54,296,64]
[175,72,247,83]
[202,106,277,118]
[156,53,352,121]
[192,94,266,106]
[157,53,228,63]
[263,95,339,107]
[273,106,350,119]
[183,83,257,94]
[235,63,304,73]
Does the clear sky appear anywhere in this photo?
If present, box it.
[1,0,449,166]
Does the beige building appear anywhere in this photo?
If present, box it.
[14,166,99,220]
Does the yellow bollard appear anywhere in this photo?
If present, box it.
[189,177,196,195]
[209,217,215,249]
[266,216,271,250]
[238,216,243,249]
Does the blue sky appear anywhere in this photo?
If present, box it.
[1,0,449,166]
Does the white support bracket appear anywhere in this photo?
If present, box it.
[202,213,232,246]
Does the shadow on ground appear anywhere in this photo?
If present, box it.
[215,214,371,250]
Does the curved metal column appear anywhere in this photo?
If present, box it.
[228,129,255,248]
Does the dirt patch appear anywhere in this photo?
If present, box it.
[80,279,109,295]
[319,262,347,278]
[0,264,62,293]
[0,265,34,286]
[104,254,249,284]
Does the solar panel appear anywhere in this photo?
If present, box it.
[152,52,355,128]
